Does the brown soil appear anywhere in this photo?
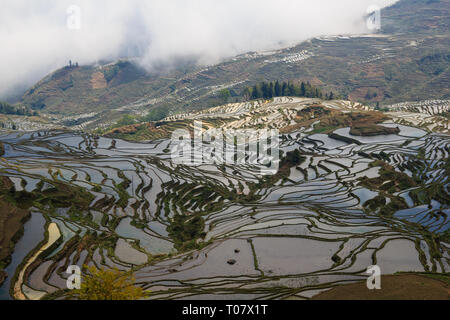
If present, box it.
[350,124,400,136]
[91,72,107,89]
[0,177,31,264]
[0,270,6,286]
[348,86,384,102]
[291,106,392,135]
[305,77,324,86]
[312,274,450,300]
[0,198,30,262]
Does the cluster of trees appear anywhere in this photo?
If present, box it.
[281,149,306,167]
[242,81,336,100]
[365,88,378,100]
[0,101,38,116]
[142,106,169,122]
[114,115,136,127]
[68,60,79,68]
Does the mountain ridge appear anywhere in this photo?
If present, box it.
[9,0,450,129]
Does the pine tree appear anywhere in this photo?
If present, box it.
[251,85,260,99]
[300,82,306,96]
[329,91,334,100]
[274,81,281,96]
[282,82,288,96]
[243,80,332,101]
[261,82,270,99]
[288,83,295,96]
[242,87,252,100]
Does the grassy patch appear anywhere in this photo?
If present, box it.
[168,214,206,252]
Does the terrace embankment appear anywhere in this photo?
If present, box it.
[349,125,400,136]
[13,222,61,300]
[0,271,5,286]
[0,200,30,269]
[0,177,32,283]
[0,174,93,289]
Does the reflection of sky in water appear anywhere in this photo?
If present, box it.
[116,217,173,254]
[0,213,45,300]
[0,128,447,298]
[352,187,378,204]
[380,123,427,138]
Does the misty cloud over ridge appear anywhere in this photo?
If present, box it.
[0,0,398,100]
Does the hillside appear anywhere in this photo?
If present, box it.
[14,0,450,129]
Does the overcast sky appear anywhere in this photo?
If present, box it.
[0,0,398,100]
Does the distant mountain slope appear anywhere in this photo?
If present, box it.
[21,61,167,115]
[382,0,449,34]
[18,0,450,129]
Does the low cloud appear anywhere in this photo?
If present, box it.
[0,0,398,100]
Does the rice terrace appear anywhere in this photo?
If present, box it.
[0,97,448,300]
